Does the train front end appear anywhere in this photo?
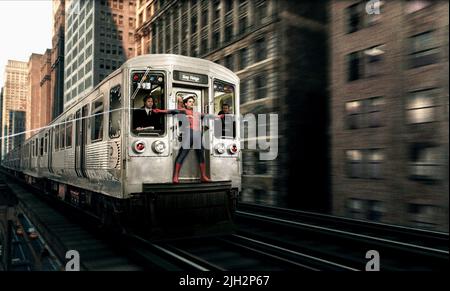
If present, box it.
[122,55,241,239]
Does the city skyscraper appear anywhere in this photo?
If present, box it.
[51,0,66,120]
[63,0,136,110]
[1,60,28,157]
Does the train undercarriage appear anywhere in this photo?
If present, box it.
[4,168,238,240]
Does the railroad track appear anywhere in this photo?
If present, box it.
[236,203,449,271]
[238,202,449,251]
[130,233,357,271]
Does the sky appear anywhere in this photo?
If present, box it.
[0,0,53,86]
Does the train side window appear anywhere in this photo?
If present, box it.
[40,138,44,156]
[66,115,73,148]
[60,120,66,149]
[55,125,59,151]
[91,98,104,142]
[44,133,48,154]
[109,85,121,138]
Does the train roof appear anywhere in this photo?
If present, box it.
[122,54,239,83]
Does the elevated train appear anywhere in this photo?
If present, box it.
[2,54,241,237]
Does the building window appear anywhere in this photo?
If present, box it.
[367,97,384,127]
[346,149,384,179]
[367,149,383,179]
[139,12,143,26]
[346,198,365,219]
[191,14,198,34]
[364,44,385,77]
[213,0,221,21]
[84,75,92,90]
[200,37,208,55]
[409,31,439,68]
[345,97,384,129]
[255,37,267,62]
[181,13,188,42]
[347,51,360,81]
[367,200,384,222]
[173,19,179,47]
[255,0,268,25]
[240,79,249,104]
[201,8,208,28]
[212,31,220,49]
[347,2,362,33]
[408,203,438,229]
[406,89,436,124]
[165,24,171,51]
[238,48,248,70]
[347,199,384,221]
[225,23,233,43]
[84,60,92,75]
[347,1,383,32]
[346,150,363,178]
[405,0,432,14]
[225,0,233,13]
[409,144,440,181]
[224,54,234,71]
[191,39,198,57]
[345,100,363,129]
[254,74,267,100]
[239,15,248,35]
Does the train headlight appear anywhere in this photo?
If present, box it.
[215,143,226,154]
[152,141,166,154]
[133,140,146,153]
[229,144,238,154]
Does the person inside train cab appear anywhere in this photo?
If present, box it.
[176,95,184,109]
[218,103,234,137]
[133,95,162,131]
[218,103,231,115]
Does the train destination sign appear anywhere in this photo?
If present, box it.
[174,70,208,85]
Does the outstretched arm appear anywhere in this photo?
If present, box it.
[153,109,186,114]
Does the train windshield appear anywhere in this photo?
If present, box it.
[130,71,165,136]
[213,80,236,139]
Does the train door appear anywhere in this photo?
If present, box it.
[172,88,206,181]
[75,105,88,178]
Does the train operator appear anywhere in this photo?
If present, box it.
[133,95,163,131]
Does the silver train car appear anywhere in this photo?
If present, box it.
[2,54,241,236]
